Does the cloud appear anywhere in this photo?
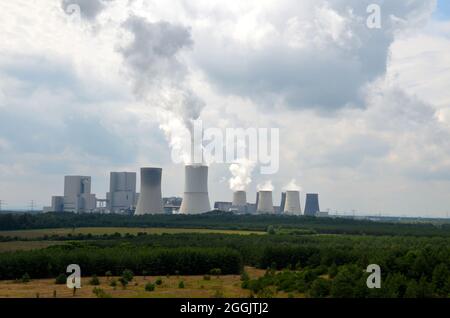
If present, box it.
[190,0,436,111]
[61,0,109,21]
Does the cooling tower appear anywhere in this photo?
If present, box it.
[304,193,320,216]
[180,165,211,214]
[232,191,247,207]
[135,168,164,215]
[257,191,274,214]
[231,191,247,213]
[284,191,302,215]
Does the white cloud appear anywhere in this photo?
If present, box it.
[1,0,450,215]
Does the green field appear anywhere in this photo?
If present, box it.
[0,227,265,240]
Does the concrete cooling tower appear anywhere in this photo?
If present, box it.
[232,191,247,213]
[304,193,320,216]
[135,168,164,215]
[180,165,211,214]
[284,191,302,215]
[257,191,274,214]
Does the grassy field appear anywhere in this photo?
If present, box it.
[0,267,298,298]
[0,227,265,239]
[0,241,64,252]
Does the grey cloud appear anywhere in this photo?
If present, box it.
[120,16,193,90]
[193,0,435,112]
[61,0,111,21]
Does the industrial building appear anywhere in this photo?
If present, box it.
[180,165,211,214]
[304,193,320,216]
[257,191,275,214]
[107,172,137,213]
[135,168,164,215]
[284,191,302,215]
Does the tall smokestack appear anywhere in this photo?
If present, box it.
[257,191,274,214]
[284,191,302,215]
[135,168,164,215]
[180,165,211,214]
[304,193,320,216]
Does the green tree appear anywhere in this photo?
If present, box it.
[122,269,134,282]
[55,274,66,285]
[178,281,185,289]
[432,263,449,297]
[309,278,331,298]
[330,265,363,298]
[145,283,155,292]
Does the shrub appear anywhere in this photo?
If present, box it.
[89,275,100,286]
[240,271,250,282]
[55,274,66,285]
[203,275,211,281]
[119,277,128,289]
[145,283,155,292]
[210,268,222,277]
[122,269,134,282]
[92,287,111,298]
[109,279,117,288]
[155,278,163,285]
[309,278,331,298]
[178,281,185,289]
[20,273,31,283]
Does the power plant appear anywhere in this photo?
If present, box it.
[43,166,325,217]
[304,193,320,216]
[231,191,247,213]
[179,165,211,214]
[284,191,302,215]
[257,191,274,214]
[107,172,137,213]
[135,168,164,215]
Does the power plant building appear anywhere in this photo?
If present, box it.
[284,191,302,215]
[135,168,164,215]
[304,193,320,216]
[180,165,211,214]
[231,191,247,213]
[63,176,97,213]
[257,191,274,214]
[107,172,136,213]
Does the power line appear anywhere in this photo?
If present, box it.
[29,200,36,212]
[0,200,5,211]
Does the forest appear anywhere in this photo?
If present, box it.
[0,212,449,237]
[0,230,449,298]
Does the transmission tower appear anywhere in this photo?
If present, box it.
[29,200,36,212]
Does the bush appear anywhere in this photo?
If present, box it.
[155,278,163,285]
[203,275,211,281]
[240,271,250,282]
[178,281,185,289]
[119,277,128,289]
[105,271,113,279]
[109,279,117,287]
[210,268,222,276]
[309,278,331,298]
[89,275,100,286]
[145,283,155,292]
[55,274,66,285]
[20,273,31,283]
[93,287,111,298]
[122,269,134,282]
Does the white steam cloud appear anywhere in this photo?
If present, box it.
[283,179,302,192]
[229,159,256,192]
[257,180,274,192]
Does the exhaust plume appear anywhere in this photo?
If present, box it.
[229,159,256,192]
[118,16,205,164]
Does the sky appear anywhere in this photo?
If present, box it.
[0,0,450,217]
